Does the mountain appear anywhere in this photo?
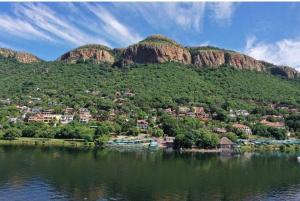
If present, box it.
[0,48,41,63]
[121,34,191,64]
[57,44,115,64]
[56,35,299,79]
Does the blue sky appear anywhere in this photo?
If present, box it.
[1,2,300,69]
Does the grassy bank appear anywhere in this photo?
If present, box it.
[0,138,96,149]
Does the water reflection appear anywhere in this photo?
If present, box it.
[0,145,300,201]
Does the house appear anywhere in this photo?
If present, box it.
[42,109,55,115]
[229,109,249,118]
[124,92,135,97]
[186,112,196,118]
[64,107,74,114]
[214,128,227,134]
[260,119,285,129]
[60,115,74,124]
[178,106,190,117]
[27,114,61,123]
[8,117,17,124]
[80,115,91,123]
[28,114,44,122]
[137,120,149,130]
[193,106,210,121]
[31,108,42,114]
[43,114,61,123]
[219,137,234,151]
[232,123,252,135]
[164,108,176,116]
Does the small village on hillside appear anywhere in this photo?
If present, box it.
[1,89,300,152]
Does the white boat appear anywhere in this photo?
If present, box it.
[297,156,300,162]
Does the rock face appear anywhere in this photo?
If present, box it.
[0,48,40,63]
[58,45,115,64]
[190,47,299,79]
[122,35,191,64]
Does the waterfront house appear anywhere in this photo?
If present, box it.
[137,120,149,130]
[232,123,252,135]
[219,137,235,151]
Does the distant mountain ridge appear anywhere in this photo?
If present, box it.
[0,48,41,63]
[1,34,299,79]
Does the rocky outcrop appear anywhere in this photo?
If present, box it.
[190,47,299,79]
[122,35,191,65]
[0,48,40,63]
[58,44,115,64]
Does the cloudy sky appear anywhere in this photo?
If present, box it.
[1,2,300,69]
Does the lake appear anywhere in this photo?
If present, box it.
[1,146,300,201]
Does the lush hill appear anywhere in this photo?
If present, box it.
[0,58,299,111]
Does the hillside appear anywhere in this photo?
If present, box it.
[0,58,299,110]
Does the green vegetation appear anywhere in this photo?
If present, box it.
[138,34,180,46]
[0,58,299,149]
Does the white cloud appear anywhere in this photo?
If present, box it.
[244,36,300,70]
[13,3,108,46]
[85,4,142,46]
[209,3,235,25]
[122,3,206,32]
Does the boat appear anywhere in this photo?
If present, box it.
[297,156,300,162]
[149,141,158,149]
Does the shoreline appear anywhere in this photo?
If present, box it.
[1,138,300,153]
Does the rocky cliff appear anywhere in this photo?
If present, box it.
[58,44,115,64]
[122,35,191,64]
[0,48,40,63]
[189,47,299,79]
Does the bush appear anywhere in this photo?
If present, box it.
[3,128,21,140]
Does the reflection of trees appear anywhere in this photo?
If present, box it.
[0,146,300,201]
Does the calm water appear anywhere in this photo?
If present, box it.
[1,146,300,201]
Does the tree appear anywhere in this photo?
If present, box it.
[225,132,238,142]
[3,128,21,140]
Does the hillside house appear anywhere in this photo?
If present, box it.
[8,117,17,124]
[232,123,252,135]
[193,107,210,121]
[178,106,190,117]
[260,119,285,129]
[60,115,74,124]
[214,128,227,134]
[64,107,74,114]
[137,120,149,130]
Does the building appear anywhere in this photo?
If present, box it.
[60,115,74,124]
[219,137,234,151]
[214,128,227,134]
[79,108,92,123]
[42,114,61,123]
[8,117,18,124]
[260,119,285,129]
[27,114,61,123]
[42,109,55,115]
[137,120,149,130]
[64,107,74,114]
[232,123,252,135]
[178,106,190,117]
[193,106,210,121]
